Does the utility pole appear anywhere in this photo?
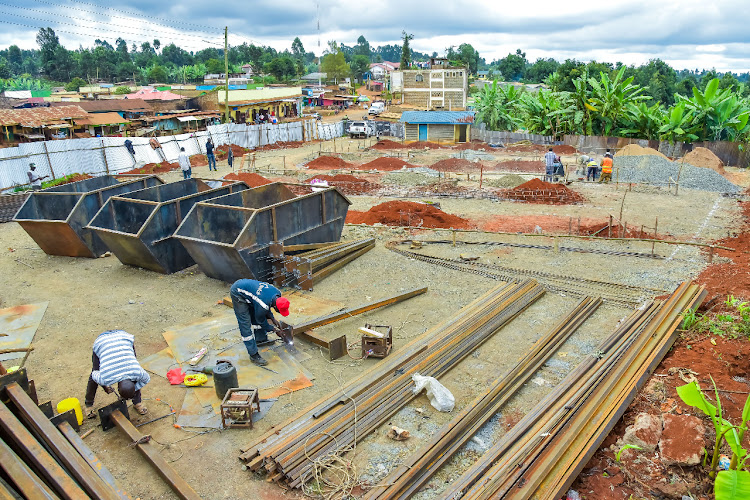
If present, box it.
[224,26,230,123]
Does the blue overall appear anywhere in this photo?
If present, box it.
[229,279,280,357]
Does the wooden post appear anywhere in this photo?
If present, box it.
[709,246,714,264]
[651,217,658,256]
[568,217,572,235]
[41,141,56,180]
[333,137,336,153]
[479,165,484,189]
[100,139,110,175]
[577,216,580,235]
[452,229,456,247]
[608,215,612,238]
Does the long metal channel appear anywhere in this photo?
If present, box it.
[5,383,121,500]
[0,396,87,500]
[514,284,705,500]
[0,478,18,500]
[254,283,524,478]
[438,301,662,499]
[241,283,516,464]
[299,239,370,262]
[0,432,59,500]
[306,239,375,268]
[369,297,602,500]
[311,243,375,279]
[57,421,131,500]
[108,410,200,500]
[278,282,545,486]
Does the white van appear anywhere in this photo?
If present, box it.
[368,101,385,115]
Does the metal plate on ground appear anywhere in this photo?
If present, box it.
[139,346,176,378]
[176,390,223,429]
[0,302,48,362]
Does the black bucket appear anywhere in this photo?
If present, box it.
[213,360,238,400]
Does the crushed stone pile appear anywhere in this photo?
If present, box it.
[383,167,441,186]
[503,178,585,205]
[306,174,379,195]
[681,147,725,173]
[306,155,354,169]
[613,155,738,193]
[616,144,668,159]
[452,150,495,161]
[223,172,273,188]
[346,200,472,229]
[357,157,419,171]
[485,174,527,188]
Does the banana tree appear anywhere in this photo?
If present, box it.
[620,102,665,140]
[569,71,594,135]
[658,102,699,143]
[587,67,649,136]
[521,89,576,138]
[473,80,525,131]
[678,78,732,141]
[709,94,750,142]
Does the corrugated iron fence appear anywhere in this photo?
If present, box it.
[0,120,345,191]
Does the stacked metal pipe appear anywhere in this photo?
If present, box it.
[239,279,546,488]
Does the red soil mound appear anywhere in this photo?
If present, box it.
[357,157,419,171]
[454,141,495,151]
[370,139,410,150]
[215,144,250,160]
[190,154,208,167]
[346,200,472,229]
[489,160,543,173]
[307,174,379,195]
[553,145,577,154]
[223,172,273,188]
[120,161,179,175]
[408,141,446,149]
[306,155,353,169]
[61,173,93,184]
[503,178,585,205]
[254,141,306,152]
[577,221,672,240]
[431,158,478,172]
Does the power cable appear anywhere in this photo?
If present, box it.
[0,19,163,47]
[32,0,219,32]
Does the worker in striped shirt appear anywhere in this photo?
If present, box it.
[84,330,150,418]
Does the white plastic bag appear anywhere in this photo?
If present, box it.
[412,372,455,412]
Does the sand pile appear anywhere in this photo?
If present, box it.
[306,174,379,195]
[346,200,472,229]
[616,144,668,159]
[431,158,477,172]
[681,147,725,172]
[306,156,354,169]
[503,178,585,205]
[370,139,409,150]
[357,157,419,171]
[223,172,273,188]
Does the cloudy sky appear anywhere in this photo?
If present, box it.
[1,0,749,72]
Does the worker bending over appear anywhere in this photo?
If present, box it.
[230,279,290,366]
[85,330,150,418]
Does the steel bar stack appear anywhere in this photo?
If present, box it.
[438,281,705,500]
[0,369,128,500]
[269,238,376,290]
[239,279,546,488]
[364,296,602,500]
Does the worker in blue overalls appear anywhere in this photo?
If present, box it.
[229,279,290,366]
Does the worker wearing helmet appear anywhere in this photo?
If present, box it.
[599,156,613,183]
[229,279,290,366]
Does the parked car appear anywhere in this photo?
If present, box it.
[349,121,367,139]
[368,101,385,115]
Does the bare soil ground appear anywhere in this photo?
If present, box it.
[1,136,746,499]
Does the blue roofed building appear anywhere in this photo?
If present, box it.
[399,111,475,143]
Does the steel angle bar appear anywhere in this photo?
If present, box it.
[108,410,200,500]
[311,243,375,281]
[0,396,86,500]
[4,383,121,500]
[367,297,602,500]
[0,434,59,500]
[57,421,131,500]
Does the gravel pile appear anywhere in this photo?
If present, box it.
[613,155,739,193]
[382,168,442,186]
[485,174,527,188]
[452,150,496,161]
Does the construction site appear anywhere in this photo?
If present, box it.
[1,131,748,500]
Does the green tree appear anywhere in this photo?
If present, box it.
[457,43,479,75]
[7,45,22,76]
[522,89,577,138]
[524,58,559,83]
[147,65,168,83]
[205,58,224,74]
[497,49,527,82]
[153,39,160,52]
[320,50,349,83]
[264,56,296,81]
[291,37,305,61]
[400,31,414,68]
[473,80,525,131]
[65,77,87,91]
[350,54,369,81]
[0,57,11,79]
[355,35,371,58]
[114,85,131,94]
[586,66,649,136]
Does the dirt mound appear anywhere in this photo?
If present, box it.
[504,144,548,153]
[306,174,379,195]
[121,161,180,175]
[223,172,273,188]
[306,155,354,169]
[59,173,93,184]
[682,147,725,172]
[346,200,472,229]
[370,139,410,150]
[490,160,542,173]
[553,145,578,155]
[430,158,478,172]
[357,157,419,171]
[254,141,306,152]
[215,144,250,160]
[503,178,585,205]
[190,154,208,167]
[413,181,471,196]
[577,220,672,239]
[453,141,495,151]
[616,144,668,159]
[408,141,446,149]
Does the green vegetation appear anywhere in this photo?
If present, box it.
[680,296,750,338]
[13,173,85,192]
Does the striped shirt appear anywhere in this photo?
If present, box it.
[544,151,557,167]
[91,330,150,390]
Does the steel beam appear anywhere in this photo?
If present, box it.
[108,410,200,500]
[0,433,59,500]
[5,383,121,500]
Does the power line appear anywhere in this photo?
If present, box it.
[32,0,220,32]
[0,19,161,47]
[0,8,222,46]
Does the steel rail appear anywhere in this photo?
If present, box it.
[0,395,88,500]
[5,383,121,500]
[366,297,602,500]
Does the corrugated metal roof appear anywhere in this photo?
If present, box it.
[52,99,153,113]
[0,105,88,127]
[400,111,475,124]
[74,112,130,126]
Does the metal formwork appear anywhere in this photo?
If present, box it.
[174,183,351,283]
[86,179,250,274]
[13,175,163,258]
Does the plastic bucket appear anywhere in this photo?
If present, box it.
[57,397,83,425]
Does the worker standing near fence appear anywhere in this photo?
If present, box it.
[178,147,191,179]
[27,163,48,190]
[599,155,613,183]
[544,148,556,182]
[206,139,217,172]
